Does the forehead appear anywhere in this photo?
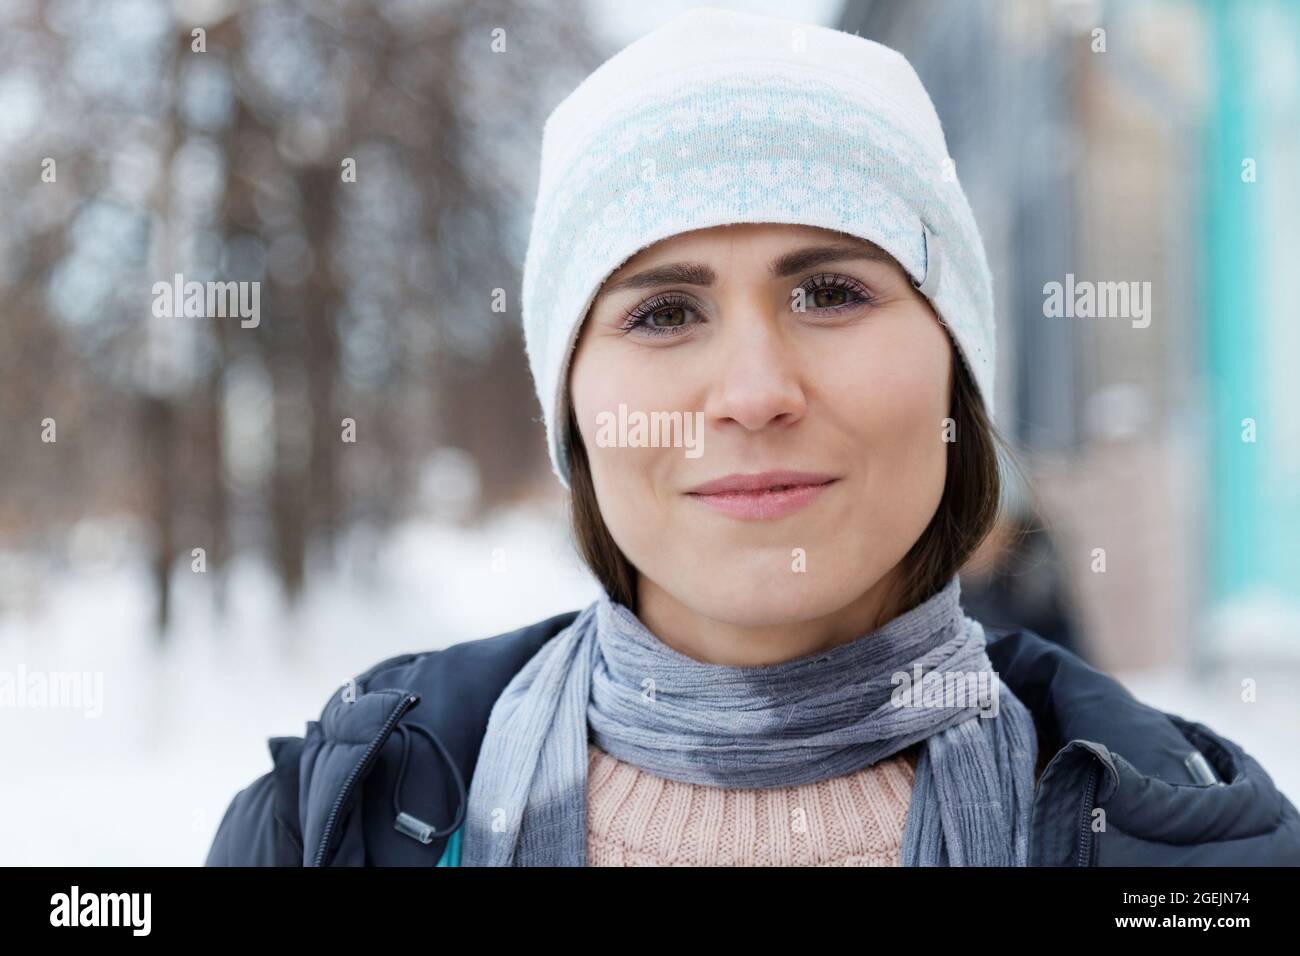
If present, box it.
[613,223,872,268]
[597,222,896,292]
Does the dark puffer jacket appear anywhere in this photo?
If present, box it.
[205,611,1300,866]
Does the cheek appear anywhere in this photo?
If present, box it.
[829,314,950,436]
[569,344,680,550]
[826,314,951,507]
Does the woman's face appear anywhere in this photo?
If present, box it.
[568,222,952,629]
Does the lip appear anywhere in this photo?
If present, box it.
[684,470,839,521]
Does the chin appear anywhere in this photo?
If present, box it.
[672,572,857,629]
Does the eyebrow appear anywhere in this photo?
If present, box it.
[598,240,896,296]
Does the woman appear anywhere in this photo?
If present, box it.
[206,8,1300,867]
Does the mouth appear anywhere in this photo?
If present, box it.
[684,471,839,521]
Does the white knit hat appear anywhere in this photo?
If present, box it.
[521,6,995,489]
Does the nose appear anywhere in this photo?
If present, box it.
[704,318,808,433]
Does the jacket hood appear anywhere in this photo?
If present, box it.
[986,626,1300,864]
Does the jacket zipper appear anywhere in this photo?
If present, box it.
[312,691,420,867]
[1075,763,1099,867]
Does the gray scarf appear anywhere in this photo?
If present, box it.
[462,574,1037,866]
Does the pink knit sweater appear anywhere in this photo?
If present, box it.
[586,741,919,866]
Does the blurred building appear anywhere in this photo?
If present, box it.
[844,0,1300,673]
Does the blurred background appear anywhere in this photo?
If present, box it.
[1,0,1297,864]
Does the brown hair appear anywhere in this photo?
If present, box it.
[564,341,1011,624]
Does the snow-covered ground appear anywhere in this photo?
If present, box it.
[0,503,602,866]
[2,504,1295,865]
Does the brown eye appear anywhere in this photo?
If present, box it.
[619,294,700,337]
[799,273,876,313]
[648,306,688,328]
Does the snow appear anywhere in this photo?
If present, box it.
[0,503,601,865]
